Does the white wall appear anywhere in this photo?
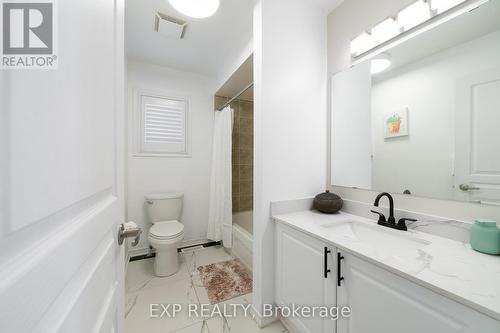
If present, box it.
[371,31,500,200]
[327,0,500,222]
[127,61,214,253]
[214,39,253,93]
[0,72,8,239]
[253,0,328,324]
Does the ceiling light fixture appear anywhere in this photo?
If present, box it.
[168,0,220,19]
[371,53,392,74]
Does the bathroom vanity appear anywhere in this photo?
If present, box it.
[273,209,500,333]
[273,2,500,332]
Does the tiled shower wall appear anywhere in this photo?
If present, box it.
[215,96,253,212]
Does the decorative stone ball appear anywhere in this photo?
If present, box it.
[313,190,343,214]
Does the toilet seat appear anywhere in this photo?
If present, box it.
[149,220,184,240]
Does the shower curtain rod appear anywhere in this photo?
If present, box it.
[217,82,254,111]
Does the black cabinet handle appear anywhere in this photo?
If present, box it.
[324,247,331,278]
[337,252,345,286]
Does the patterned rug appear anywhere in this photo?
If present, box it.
[197,258,252,304]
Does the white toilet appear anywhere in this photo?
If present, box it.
[145,193,185,277]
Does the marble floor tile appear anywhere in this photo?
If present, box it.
[170,320,210,333]
[125,292,139,318]
[206,312,288,333]
[125,277,201,333]
[125,246,288,333]
[190,293,288,333]
[182,245,233,276]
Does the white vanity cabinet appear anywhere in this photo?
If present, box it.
[275,223,337,333]
[336,252,500,333]
[275,222,500,333]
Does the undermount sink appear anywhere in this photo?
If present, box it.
[321,220,431,254]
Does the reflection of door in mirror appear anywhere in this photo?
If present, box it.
[455,69,500,205]
[331,61,372,189]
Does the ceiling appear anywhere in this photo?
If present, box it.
[312,0,345,12]
[126,0,254,76]
[216,54,253,100]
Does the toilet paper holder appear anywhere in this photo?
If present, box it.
[118,222,142,246]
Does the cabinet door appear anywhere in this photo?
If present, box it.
[275,223,337,333]
[336,252,500,333]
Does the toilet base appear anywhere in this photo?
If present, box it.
[154,247,180,277]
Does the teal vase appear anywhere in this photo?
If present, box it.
[470,219,500,255]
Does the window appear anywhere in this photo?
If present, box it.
[136,93,189,156]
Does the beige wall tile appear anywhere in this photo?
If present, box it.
[239,165,253,181]
[239,100,253,118]
[232,195,239,212]
[232,149,239,166]
[240,180,253,197]
[239,147,253,166]
[228,98,253,212]
[239,195,253,211]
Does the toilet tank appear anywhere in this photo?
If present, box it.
[145,193,184,223]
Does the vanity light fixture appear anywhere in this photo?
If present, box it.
[350,0,484,58]
[370,53,392,75]
[350,32,375,57]
[371,17,401,45]
[398,0,432,31]
[168,0,220,18]
[431,0,466,13]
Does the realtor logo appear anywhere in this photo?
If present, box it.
[1,1,58,69]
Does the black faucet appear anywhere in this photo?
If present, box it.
[371,192,416,231]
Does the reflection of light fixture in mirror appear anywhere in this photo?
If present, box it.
[349,0,490,59]
[398,0,431,31]
[371,17,401,45]
[168,0,220,18]
[371,53,391,74]
[350,32,374,57]
[431,0,466,14]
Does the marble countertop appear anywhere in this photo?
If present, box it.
[273,210,500,321]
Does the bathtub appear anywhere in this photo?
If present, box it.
[232,211,253,271]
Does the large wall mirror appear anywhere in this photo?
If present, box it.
[330,0,500,205]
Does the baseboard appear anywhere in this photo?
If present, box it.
[280,317,300,333]
[252,306,280,329]
[181,238,212,248]
[229,247,252,272]
[128,246,150,258]
[128,240,222,262]
[126,238,214,258]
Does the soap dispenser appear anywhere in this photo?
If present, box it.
[470,219,500,255]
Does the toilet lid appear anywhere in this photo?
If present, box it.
[150,220,184,239]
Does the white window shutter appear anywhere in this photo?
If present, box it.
[140,95,188,154]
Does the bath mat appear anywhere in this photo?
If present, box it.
[197,258,252,304]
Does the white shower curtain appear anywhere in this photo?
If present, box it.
[207,106,233,248]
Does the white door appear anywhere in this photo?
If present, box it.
[0,0,126,332]
[454,69,500,205]
[336,252,500,333]
[275,223,337,333]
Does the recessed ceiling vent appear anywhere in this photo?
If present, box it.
[154,11,187,39]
